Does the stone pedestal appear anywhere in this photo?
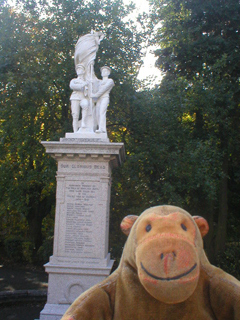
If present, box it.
[39,137,125,320]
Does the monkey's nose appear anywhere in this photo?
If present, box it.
[160,251,177,275]
[160,251,176,260]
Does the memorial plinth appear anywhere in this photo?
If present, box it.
[40,138,125,320]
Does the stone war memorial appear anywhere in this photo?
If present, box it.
[39,30,125,320]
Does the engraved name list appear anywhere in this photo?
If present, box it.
[64,182,99,256]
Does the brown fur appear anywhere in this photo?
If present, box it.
[61,205,240,320]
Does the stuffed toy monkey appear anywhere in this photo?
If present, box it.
[61,205,240,320]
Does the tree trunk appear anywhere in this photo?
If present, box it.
[215,153,228,256]
[27,195,53,251]
[204,201,216,264]
[27,207,44,250]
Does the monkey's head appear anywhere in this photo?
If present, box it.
[120,205,209,304]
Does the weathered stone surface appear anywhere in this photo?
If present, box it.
[39,139,125,320]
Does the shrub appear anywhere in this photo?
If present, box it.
[4,236,24,261]
[22,241,35,263]
[37,236,53,264]
[216,243,240,280]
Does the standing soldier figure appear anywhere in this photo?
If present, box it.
[91,66,114,133]
[69,64,89,132]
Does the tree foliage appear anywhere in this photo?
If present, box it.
[110,0,240,265]
[147,0,240,259]
[0,0,239,271]
[0,0,149,255]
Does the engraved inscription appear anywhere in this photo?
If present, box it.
[71,164,93,169]
[59,161,107,173]
[61,164,69,168]
[94,165,106,170]
[60,138,106,142]
[64,182,98,255]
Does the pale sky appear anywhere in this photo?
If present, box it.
[7,0,162,84]
[123,0,162,85]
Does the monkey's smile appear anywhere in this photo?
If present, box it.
[140,262,197,281]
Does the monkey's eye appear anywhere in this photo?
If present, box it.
[181,223,187,231]
[146,224,152,232]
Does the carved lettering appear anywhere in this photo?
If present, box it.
[64,182,98,255]
[59,161,107,173]
[61,164,69,168]
[71,164,92,169]
[94,165,106,170]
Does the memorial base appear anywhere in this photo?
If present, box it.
[40,304,69,320]
[64,131,109,142]
[40,138,125,320]
[40,256,114,320]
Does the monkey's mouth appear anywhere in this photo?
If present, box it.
[140,262,197,281]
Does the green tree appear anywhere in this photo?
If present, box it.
[149,0,240,259]
[0,0,149,255]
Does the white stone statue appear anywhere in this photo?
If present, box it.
[74,31,104,81]
[69,31,114,137]
[92,66,114,133]
[69,64,89,132]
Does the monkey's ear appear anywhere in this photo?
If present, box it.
[193,216,209,238]
[120,215,138,236]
